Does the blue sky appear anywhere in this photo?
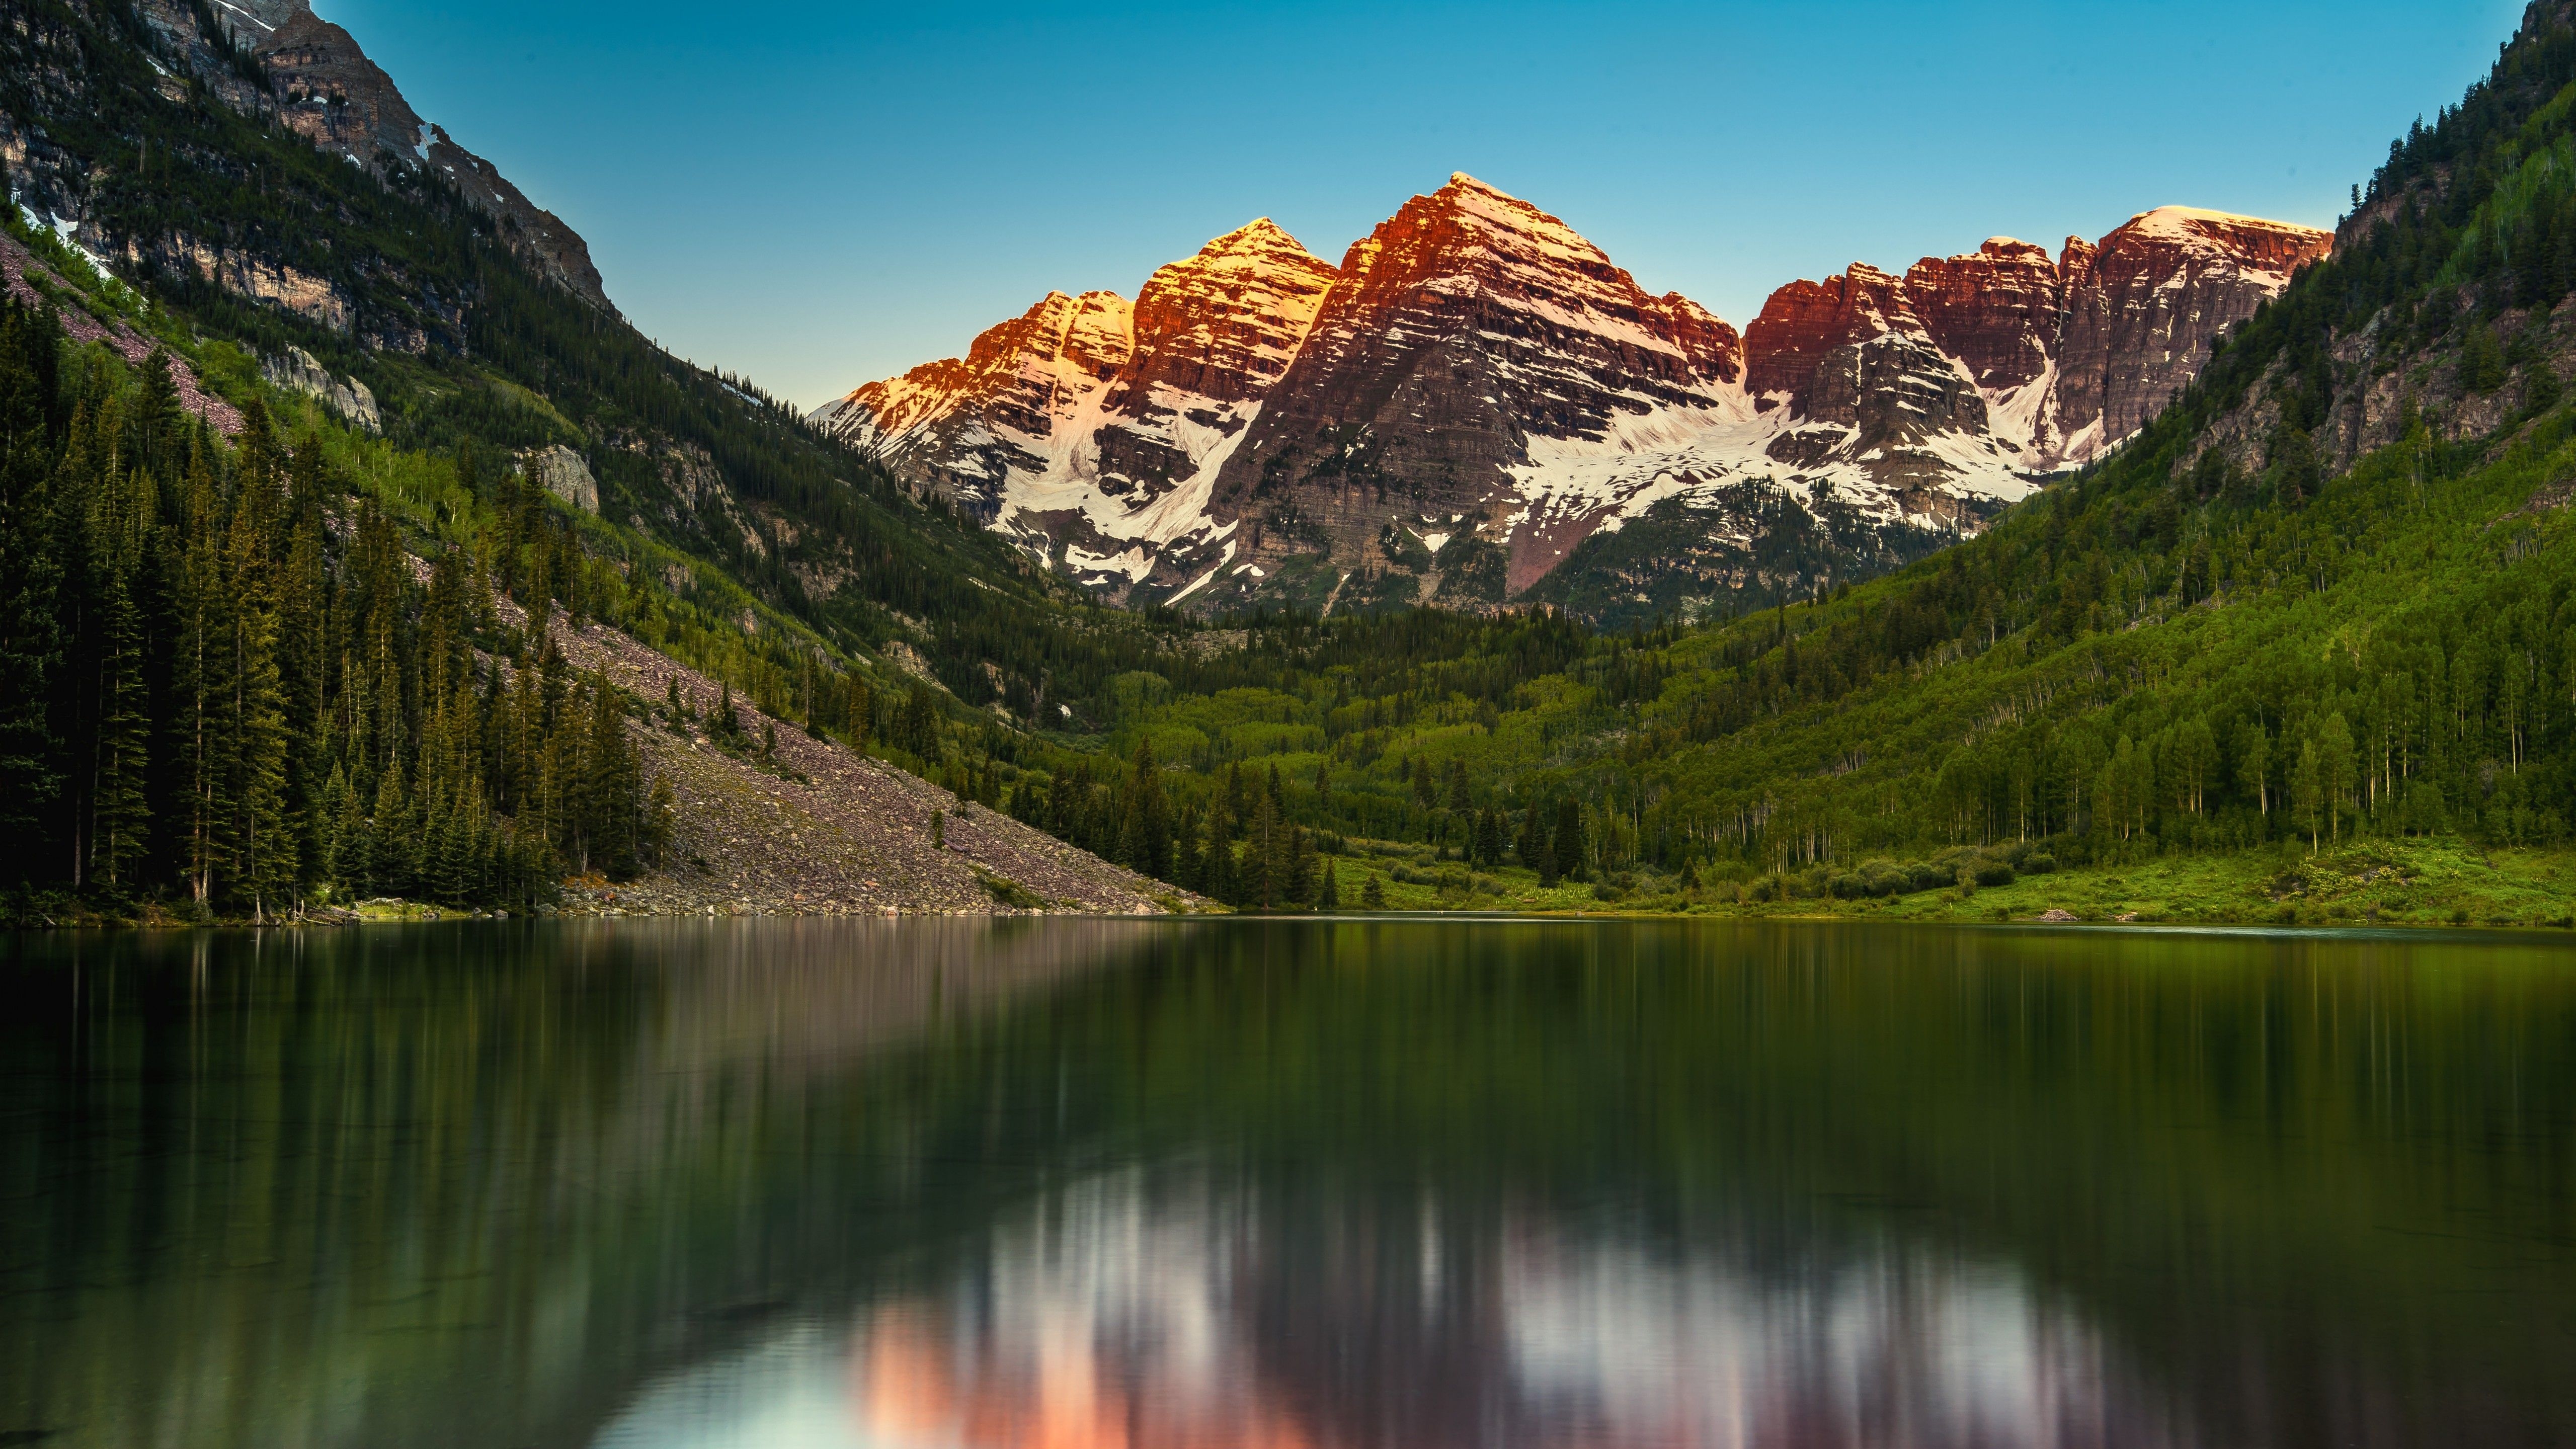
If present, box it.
[317,1,2524,410]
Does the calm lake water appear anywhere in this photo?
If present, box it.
[4,919,2575,1448]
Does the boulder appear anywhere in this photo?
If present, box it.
[523,444,598,514]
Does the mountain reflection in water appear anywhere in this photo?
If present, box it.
[833,1172,2174,1449]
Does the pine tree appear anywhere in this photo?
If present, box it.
[2461,319,2508,393]
[88,561,151,893]
[641,771,676,867]
[1201,805,1236,905]
[369,757,412,897]
[1285,826,1318,909]
[0,300,63,882]
[226,481,295,919]
[1250,792,1281,909]
[1553,797,1586,881]
[174,443,232,904]
[318,766,354,893]
[1118,738,1172,881]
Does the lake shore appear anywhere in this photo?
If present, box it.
[1325,837,2576,930]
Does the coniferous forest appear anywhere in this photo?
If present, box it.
[0,298,669,918]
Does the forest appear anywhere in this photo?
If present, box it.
[0,296,673,916]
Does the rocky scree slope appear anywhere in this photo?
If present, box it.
[821,177,2327,624]
[508,599,1189,918]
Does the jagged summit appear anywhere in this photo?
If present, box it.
[821,176,2327,620]
[1199,217,1307,253]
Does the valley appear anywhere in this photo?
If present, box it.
[5,0,2576,930]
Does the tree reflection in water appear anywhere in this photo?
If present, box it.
[11,920,2576,1449]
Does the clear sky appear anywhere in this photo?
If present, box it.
[314,1,2524,411]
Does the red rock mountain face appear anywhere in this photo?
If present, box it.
[1206,176,1747,604]
[1746,212,2331,465]
[2053,209,2333,453]
[820,180,2328,619]
[817,221,1338,549]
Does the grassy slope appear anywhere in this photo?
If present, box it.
[1318,839,2576,928]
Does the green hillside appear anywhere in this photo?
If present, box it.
[0,0,1197,918]
[1011,0,2576,920]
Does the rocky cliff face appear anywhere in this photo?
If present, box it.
[2051,208,2331,457]
[815,220,1339,575]
[820,179,2329,621]
[1205,176,1748,605]
[213,0,617,314]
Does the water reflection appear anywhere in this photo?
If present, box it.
[7,920,2576,1448]
[829,1169,2183,1449]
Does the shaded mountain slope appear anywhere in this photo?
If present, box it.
[0,0,1200,921]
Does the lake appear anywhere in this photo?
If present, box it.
[4,919,2574,1448]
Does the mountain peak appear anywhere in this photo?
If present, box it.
[2113,205,2333,251]
[1193,218,1326,268]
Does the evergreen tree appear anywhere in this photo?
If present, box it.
[225,475,296,919]
[1553,797,1586,881]
[173,444,231,904]
[641,771,676,867]
[1285,826,1318,909]
[88,559,151,893]
[1250,792,1281,909]
[1118,738,1172,881]
[0,301,63,881]
[2461,320,2508,393]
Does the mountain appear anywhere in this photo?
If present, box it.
[199,0,617,312]
[1024,0,2576,921]
[0,0,1201,920]
[819,178,2328,621]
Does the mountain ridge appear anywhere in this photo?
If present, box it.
[818,179,2329,622]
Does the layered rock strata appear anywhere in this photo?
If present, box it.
[820,177,2329,619]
